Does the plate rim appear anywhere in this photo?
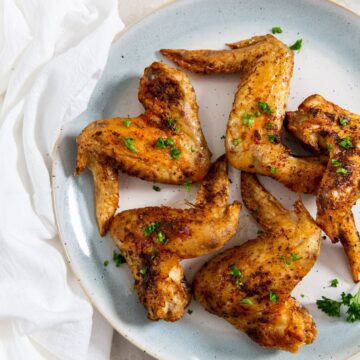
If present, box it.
[51,0,360,359]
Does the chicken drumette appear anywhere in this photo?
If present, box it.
[161,35,325,194]
[287,94,360,282]
[110,156,240,321]
[193,172,321,352]
[75,62,211,235]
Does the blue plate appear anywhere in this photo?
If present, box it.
[53,0,360,358]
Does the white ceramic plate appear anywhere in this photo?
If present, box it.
[53,1,360,359]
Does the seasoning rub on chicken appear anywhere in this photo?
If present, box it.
[110,156,240,321]
[287,94,360,282]
[161,34,325,194]
[75,62,211,235]
[193,172,321,352]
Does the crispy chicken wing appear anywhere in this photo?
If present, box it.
[75,62,212,235]
[110,156,240,321]
[193,172,321,352]
[286,94,360,281]
[161,35,325,194]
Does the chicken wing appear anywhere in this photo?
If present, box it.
[286,94,360,282]
[75,62,212,235]
[193,172,321,352]
[110,156,240,321]
[161,35,325,194]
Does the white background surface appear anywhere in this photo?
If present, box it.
[110,0,360,359]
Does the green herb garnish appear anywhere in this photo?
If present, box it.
[221,135,226,140]
[123,119,132,127]
[140,267,148,276]
[265,122,273,129]
[268,134,277,143]
[156,137,174,149]
[326,144,333,152]
[331,159,342,167]
[240,298,253,305]
[170,147,181,160]
[157,231,167,244]
[281,252,303,266]
[152,185,161,192]
[271,167,278,174]
[113,251,126,267]
[232,138,241,146]
[272,27,283,34]
[143,222,160,236]
[330,279,339,288]
[257,229,264,235]
[255,110,261,117]
[258,101,273,114]
[243,113,254,126]
[336,167,348,176]
[230,265,242,278]
[187,309,193,315]
[185,180,192,192]
[124,138,138,153]
[289,39,303,51]
[339,117,349,126]
[103,260,109,267]
[338,136,354,149]
[269,291,279,303]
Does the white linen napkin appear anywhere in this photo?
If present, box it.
[0,0,123,359]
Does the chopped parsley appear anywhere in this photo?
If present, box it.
[331,159,342,167]
[151,248,157,260]
[187,309,193,315]
[155,137,174,149]
[221,135,226,140]
[103,260,109,267]
[122,119,132,127]
[157,231,167,244]
[123,138,138,153]
[268,134,277,143]
[281,252,303,266]
[240,298,253,305]
[258,101,273,114]
[170,147,181,160]
[139,267,148,276]
[152,185,161,192]
[338,136,354,149]
[317,287,360,322]
[232,138,241,146]
[265,122,273,129]
[326,144,333,152]
[113,251,126,267]
[230,265,242,278]
[271,167,278,174]
[301,294,305,298]
[185,180,192,192]
[143,222,160,236]
[339,117,349,126]
[272,26,283,34]
[243,113,255,126]
[336,167,348,175]
[289,39,303,51]
[254,110,261,117]
[167,117,175,126]
[330,279,339,288]
[269,291,279,303]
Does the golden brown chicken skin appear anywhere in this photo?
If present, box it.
[161,35,325,194]
[286,94,360,282]
[110,156,240,321]
[193,172,321,352]
[75,62,211,235]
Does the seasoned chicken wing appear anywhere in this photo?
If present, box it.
[75,62,212,235]
[193,172,321,352]
[110,156,240,321]
[286,94,360,282]
[161,35,325,194]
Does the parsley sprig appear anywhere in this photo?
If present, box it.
[317,287,360,322]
